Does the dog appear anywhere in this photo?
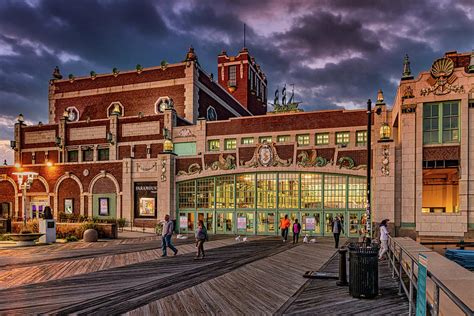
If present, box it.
[303,235,309,243]
[235,235,241,242]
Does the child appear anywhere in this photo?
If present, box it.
[293,219,301,244]
[195,220,208,259]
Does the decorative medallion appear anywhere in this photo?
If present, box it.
[177,163,202,176]
[241,142,292,168]
[420,57,464,96]
[297,150,330,167]
[381,146,390,176]
[206,154,236,171]
[83,169,89,177]
[160,159,167,182]
[177,128,195,138]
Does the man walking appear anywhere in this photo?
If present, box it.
[280,214,291,242]
[161,214,178,257]
[332,216,343,249]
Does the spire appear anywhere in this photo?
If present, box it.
[401,54,414,80]
[468,50,474,73]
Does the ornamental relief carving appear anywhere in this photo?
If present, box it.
[420,57,464,96]
[177,163,202,176]
[240,142,292,168]
[297,150,331,167]
[205,154,236,171]
[381,146,390,176]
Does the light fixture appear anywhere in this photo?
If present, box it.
[10,140,16,150]
[14,162,21,168]
[46,160,53,167]
[106,131,115,144]
[163,139,174,153]
[379,123,392,141]
[111,103,122,116]
[55,136,63,148]
[17,114,24,124]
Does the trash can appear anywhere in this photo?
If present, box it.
[0,218,11,234]
[348,242,379,298]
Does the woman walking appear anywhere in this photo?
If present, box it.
[292,219,301,244]
[378,219,390,260]
[195,220,208,259]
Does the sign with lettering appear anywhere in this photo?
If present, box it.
[134,182,157,218]
[237,217,247,230]
[306,217,316,230]
[416,254,428,316]
[179,216,187,229]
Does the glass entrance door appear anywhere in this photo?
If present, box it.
[216,211,234,234]
[178,212,195,234]
[197,211,214,234]
[324,212,346,236]
[257,211,277,235]
[236,211,255,235]
[348,212,367,238]
[278,211,299,235]
[30,197,48,219]
[301,212,322,236]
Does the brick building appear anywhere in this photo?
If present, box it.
[1,47,474,240]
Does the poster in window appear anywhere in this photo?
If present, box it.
[64,198,73,214]
[305,217,315,230]
[139,198,155,216]
[237,217,247,230]
[180,216,188,229]
[99,197,109,216]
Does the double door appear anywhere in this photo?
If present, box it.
[30,197,48,219]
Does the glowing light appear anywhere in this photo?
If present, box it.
[46,161,53,167]
[14,163,21,168]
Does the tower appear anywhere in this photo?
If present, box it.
[217,48,267,115]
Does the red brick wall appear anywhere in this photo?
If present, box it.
[29,179,47,193]
[57,178,81,215]
[22,152,32,165]
[198,90,236,120]
[20,125,58,149]
[150,143,163,158]
[0,181,16,217]
[423,146,460,161]
[134,144,147,159]
[176,158,202,174]
[48,151,59,163]
[117,115,164,143]
[92,176,116,194]
[336,150,370,167]
[55,86,185,121]
[35,151,45,164]
[275,144,294,161]
[119,146,131,159]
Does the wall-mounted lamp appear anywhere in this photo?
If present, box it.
[46,160,53,167]
[17,114,24,124]
[106,131,115,145]
[10,140,17,151]
[55,136,63,148]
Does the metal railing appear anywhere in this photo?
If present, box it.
[387,236,474,316]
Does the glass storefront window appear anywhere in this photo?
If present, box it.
[278,173,299,209]
[215,175,234,209]
[301,173,322,209]
[348,177,365,209]
[177,180,196,209]
[257,173,276,209]
[67,150,78,162]
[197,178,215,209]
[301,212,321,235]
[324,175,346,209]
[237,212,254,233]
[236,174,255,208]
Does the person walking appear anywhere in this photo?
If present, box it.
[280,214,291,242]
[292,219,301,244]
[161,214,178,257]
[332,216,343,249]
[378,219,390,260]
[195,220,208,259]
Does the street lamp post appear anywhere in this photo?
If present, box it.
[366,99,373,244]
[12,172,38,226]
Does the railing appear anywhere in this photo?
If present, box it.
[387,236,474,316]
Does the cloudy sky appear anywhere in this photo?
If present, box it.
[0,0,473,163]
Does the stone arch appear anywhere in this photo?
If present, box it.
[0,176,18,217]
[29,175,50,194]
[54,173,84,218]
[88,172,121,219]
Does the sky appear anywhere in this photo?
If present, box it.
[0,0,473,164]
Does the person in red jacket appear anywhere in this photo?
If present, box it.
[280,214,291,242]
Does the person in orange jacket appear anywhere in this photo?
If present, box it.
[280,214,291,242]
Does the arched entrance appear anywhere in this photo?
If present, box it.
[27,177,49,219]
[90,174,120,219]
[57,178,82,216]
[0,178,17,218]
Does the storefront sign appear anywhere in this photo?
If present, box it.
[99,197,109,216]
[180,216,187,229]
[305,216,315,230]
[237,217,246,230]
[134,182,157,218]
[416,254,428,316]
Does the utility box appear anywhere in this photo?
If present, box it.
[39,219,56,243]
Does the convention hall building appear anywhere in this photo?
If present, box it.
[1,47,474,240]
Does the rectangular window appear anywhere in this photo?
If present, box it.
[259,136,272,143]
[208,139,220,151]
[278,173,299,209]
[98,148,109,161]
[228,66,236,87]
[82,148,94,162]
[423,102,459,144]
[236,174,255,208]
[216,175,235,208]
[197,178,215,209]
[336,132,350,145]
[67,150,78,162]
[316,133,329,145]
[301,173,322,209]
[297,134,310,146]
[241,137,254,145]
[356,131,367,146]
[348,177,366,209]
[224,138,236,150]
[324,175,346,209]
[277,135,290,143]
[177,180,196,209]
[257,173,276,209]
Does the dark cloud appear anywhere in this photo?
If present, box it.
[0,0,473,147]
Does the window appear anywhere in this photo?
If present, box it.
[197,178,215,209]
[336,132,350,145]
[259,136,272,143]
[177,180,196,209]
[224,138,236,150]
[67,150,78,162]
[207,106,217,121]
[257,173,276,209]
[297,134,310,146]
[236,174,255,208]
[356,131,367,146]
[241,137,254,145]
[278,173,299,209]
[208,139,220,151]
[316,133,329,145]
[216,175,234,208]
[324,175,346,209]
[98,148,109,161]
[348,177,365,208]
[277,135,290,143]
[301,173,322,209]
[228,66,236,87]
[423,102,459,144]
[82,148,94,162]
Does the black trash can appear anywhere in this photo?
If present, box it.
[0,218,11,234]
[348,242,379,298]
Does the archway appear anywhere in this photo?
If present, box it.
[89,172,121,219]
[0,177,17,218]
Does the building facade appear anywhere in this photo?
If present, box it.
[1,48,473,240]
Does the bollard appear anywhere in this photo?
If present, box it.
[337,247,348,286]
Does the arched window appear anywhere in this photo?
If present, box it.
[207,106,217,121]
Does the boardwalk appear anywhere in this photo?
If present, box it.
[0,236,409,315]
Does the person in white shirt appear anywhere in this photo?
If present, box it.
[378,219,390,260]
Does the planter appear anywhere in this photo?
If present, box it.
[8,233,44,246]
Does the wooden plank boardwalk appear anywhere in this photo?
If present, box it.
[278,251,410,315]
